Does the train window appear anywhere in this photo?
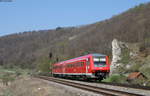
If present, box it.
[74,63,76,67]
[69,64,72,68]
[76,63,79,67]
[81,62,84,66]
[81,62,83,66]
[78,62,81,67]
[75,63,78,67]
[70,63,72,67]
[80,62,82,66]
[78,63,80,67]
[55,66,57,69]
[74,63,77,67]
[93,56,106,67]
[73,64,75,67]
[71,64,73,68]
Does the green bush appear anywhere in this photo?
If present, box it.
[37,57,53,73]
[120,48,130,64]
[1,73,15,86]
[102,74,127,83]
[3,89,13,96]
[139,55,150,79]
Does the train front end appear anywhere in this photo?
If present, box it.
[91,54,110,79]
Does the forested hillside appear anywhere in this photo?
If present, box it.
[0,3,150,69]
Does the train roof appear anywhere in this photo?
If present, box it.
[54,53,106,65]
[92,53,106,57]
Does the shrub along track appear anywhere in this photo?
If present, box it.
[36,76,145,96]
[99,82,150,91]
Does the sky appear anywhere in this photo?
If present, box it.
[0,0,150,36]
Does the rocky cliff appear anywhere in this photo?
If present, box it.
[110,39,150,85]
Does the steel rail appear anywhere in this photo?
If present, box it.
[37,76,144,96]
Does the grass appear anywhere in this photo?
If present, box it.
[3,89,13,96]
[139,55,150,79]
[0,66,33,86]
[102,74,127,83]
[0,66,36,95]
[120,48,130,64]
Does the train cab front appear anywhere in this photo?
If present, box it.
[91,54,110,79]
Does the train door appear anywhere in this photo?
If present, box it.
[86,58,90,73]
[62,64,65,74]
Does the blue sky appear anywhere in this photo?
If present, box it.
[0,0,150,36]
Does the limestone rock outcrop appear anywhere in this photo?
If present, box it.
[110,39,127,75]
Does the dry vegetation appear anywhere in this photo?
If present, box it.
[1,76,93,96]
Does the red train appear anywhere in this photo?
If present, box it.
[52,53,110,80]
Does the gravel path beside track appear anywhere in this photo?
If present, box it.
[37,78,102,96]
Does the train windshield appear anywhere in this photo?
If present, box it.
[93,56,106,67]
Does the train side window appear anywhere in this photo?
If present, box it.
[69,64,71,68]
[73,63,75,67]
[70,64,72,68]
[74,63,76,67]
[77,63,79,67]
[78,62,81,67]
[74,62,77,67]
[80,62,82,66]
[78,62,80,67]
[80,62,81,66]
[76,63,78,67]
[80,62,82,67]
[81,62,84,66]
[68,64,70,68]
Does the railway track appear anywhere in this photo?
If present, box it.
[36,76,146,96]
